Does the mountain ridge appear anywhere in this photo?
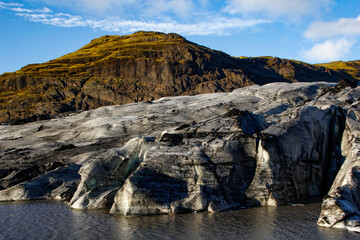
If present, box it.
[0,31,358,124]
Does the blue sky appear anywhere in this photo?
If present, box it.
[1,0,360,74]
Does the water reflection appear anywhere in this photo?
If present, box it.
[0,201,358,240]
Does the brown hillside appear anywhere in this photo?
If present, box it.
[316,60,360,80]
[0,31,354,124]
[236,57,349,84]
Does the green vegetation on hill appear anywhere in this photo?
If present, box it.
[0,31,357,124]
[235,56,347,84]
[316,60,360,80]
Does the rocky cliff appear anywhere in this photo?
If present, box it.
[0,31,354,124]
[1,81,360,232]
[317,101,360,232]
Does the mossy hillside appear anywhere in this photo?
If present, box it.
[15,32,193,77]
[0,32,201,122]
[317,60,360,80]
[234,56,343,84]
[3,31,227,93]
[0,31,356,124]
[238,57,359,83]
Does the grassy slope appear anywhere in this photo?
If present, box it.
[0,32,196,121]
[316,60,360,80]
[0,31,358,124]
[17,32,188,76]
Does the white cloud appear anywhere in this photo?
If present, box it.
[16,11,269,35]
[305,15,360,39]
[10,6,51,13]
[0,1,23,7]
[17,13,86,27]
[0,1,51,13]
[302,38,355,62]
[3,1,270,35]
[24,0,137,15]
[224,0,333,17]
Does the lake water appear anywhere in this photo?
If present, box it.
[0,201,358,240]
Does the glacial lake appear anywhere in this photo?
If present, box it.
[0,201,358,240]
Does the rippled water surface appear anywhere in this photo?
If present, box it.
[0,201,358,240]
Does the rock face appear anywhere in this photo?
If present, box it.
[317,102,360,232]
[246,105,345,206]
[110,110,267,215]
[69,138,153,209]
[0,31,352,124]
[0,164,80,202]
[1,81,360,232]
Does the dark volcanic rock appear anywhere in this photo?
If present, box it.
[237,57,345,85]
